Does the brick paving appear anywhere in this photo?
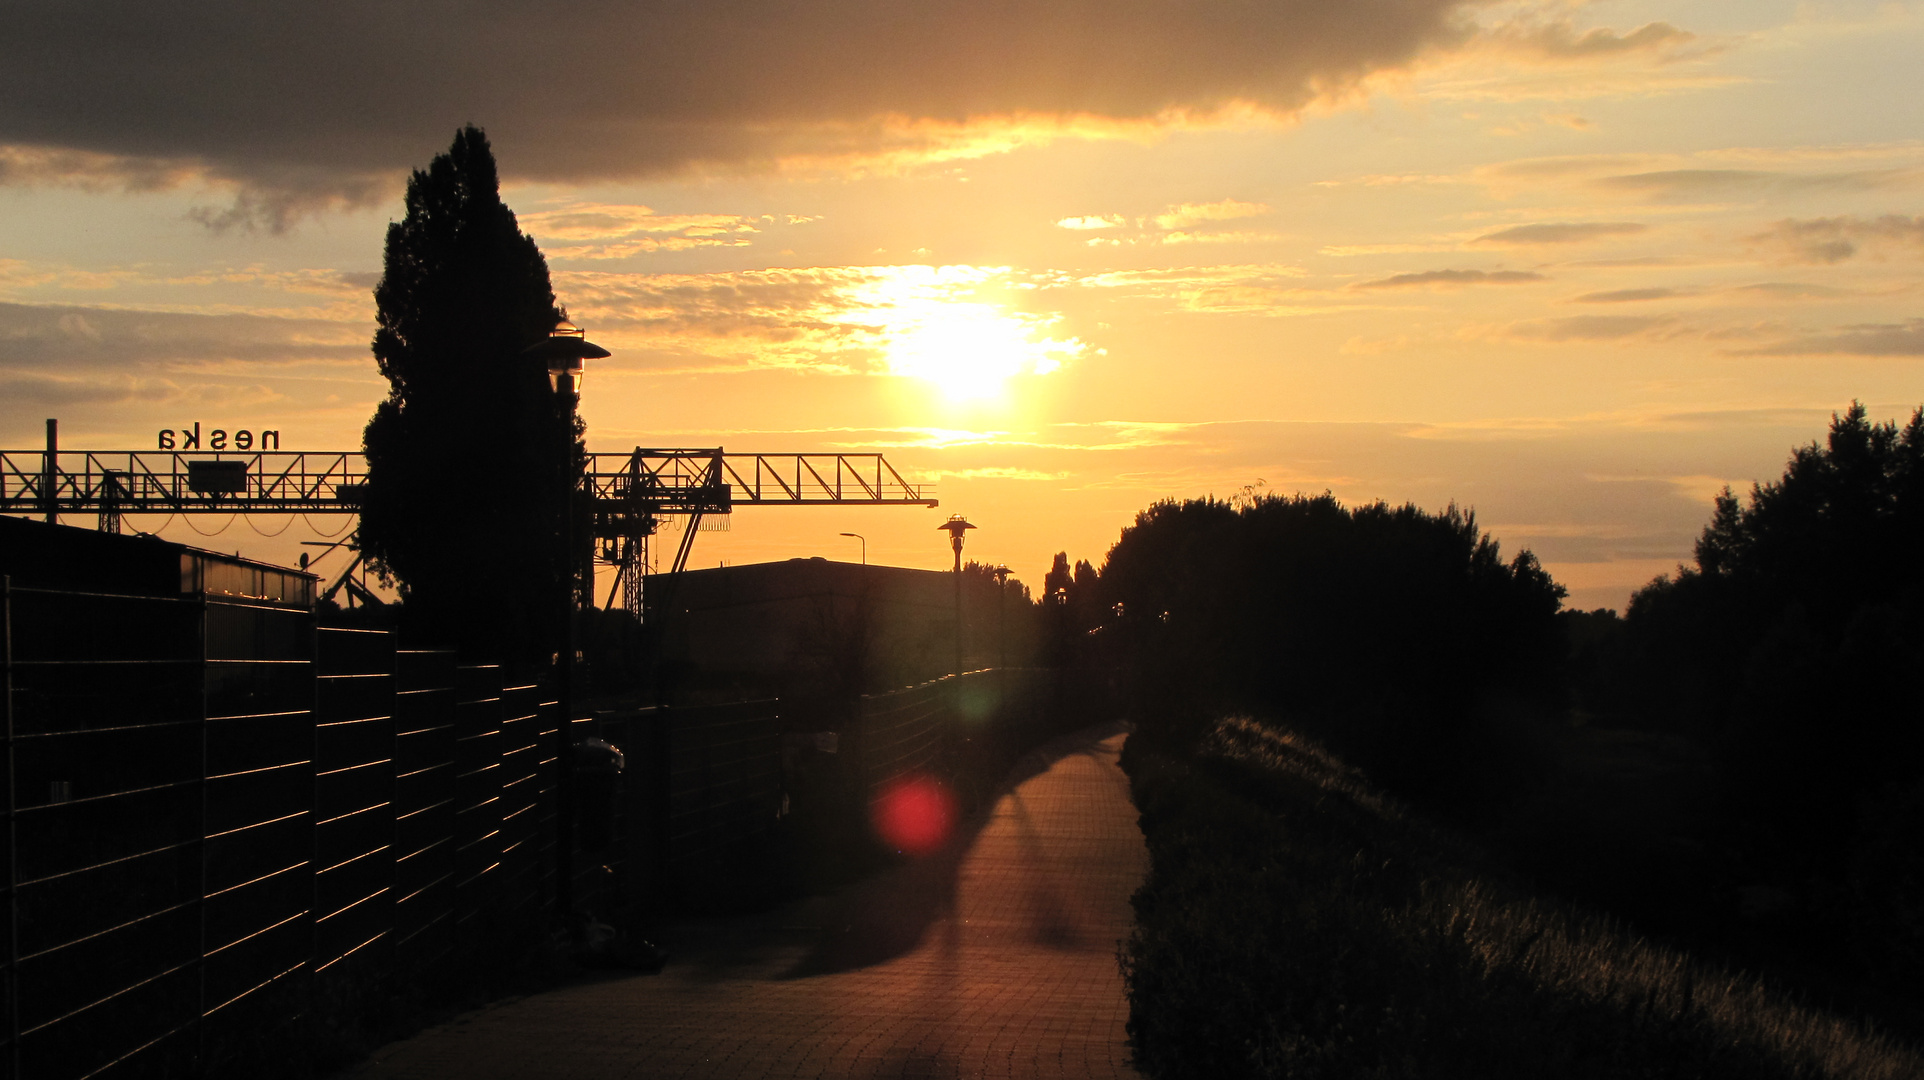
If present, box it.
[344,724,1147,1079]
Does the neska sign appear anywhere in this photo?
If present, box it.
[157,423,281,452]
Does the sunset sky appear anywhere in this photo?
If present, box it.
[4,0,1923,610]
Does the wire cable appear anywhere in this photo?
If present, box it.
[134,513,178,538]
[244,513,293,537]
[182,514,238,537]
[303,513,354,538]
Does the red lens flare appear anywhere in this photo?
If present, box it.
[871,774,956,855]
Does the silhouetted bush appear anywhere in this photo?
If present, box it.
[1120,718,1919,1080]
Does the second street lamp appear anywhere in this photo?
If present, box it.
[839,531,865,566]
[992,564,1011,672]
[937,515,975,676]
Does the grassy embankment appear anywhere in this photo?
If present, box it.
[1120,717,1920,1080]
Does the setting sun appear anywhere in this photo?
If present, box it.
[853,266,1083,401]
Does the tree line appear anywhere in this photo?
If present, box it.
[1047,401,1924,994]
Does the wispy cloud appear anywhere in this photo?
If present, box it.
[939,466,1071,481]
[0,371,281,407]
[1733,319,1924,356]
[1749,214,1924,264]
[1355,269,1546,289]
[1573,287,1683,303]
[1486,20,1704,63]
[1152,199,1271,230]
[522,203,771,260]
[1056,214,1124,231]
[1729,281,1853,299]
[1072,266,1333,315]
[1597,167,1918,200]
[1501,314,1678,342]
[1161,230,1283,246]
[1473,222,1648,245]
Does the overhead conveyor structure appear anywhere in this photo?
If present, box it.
[2,428,938,620]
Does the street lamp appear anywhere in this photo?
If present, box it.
[839,531,866,566]
[522,318,609,925]
[937,515,975,676]
[992,564,1011,672]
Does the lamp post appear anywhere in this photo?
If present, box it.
[839,531,866,566]
[937,515,974,676]
[523,318,609,924]
[992,564,1011,672]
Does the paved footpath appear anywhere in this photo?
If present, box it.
[344,724,1148,1080]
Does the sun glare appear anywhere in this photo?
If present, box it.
[855,266,1083,401]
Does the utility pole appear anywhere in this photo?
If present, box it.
[42,419,56,525]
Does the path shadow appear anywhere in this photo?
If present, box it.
[778,719,1131,979]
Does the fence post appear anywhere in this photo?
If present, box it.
[3,574,16,1080]
[194,591,209,1074]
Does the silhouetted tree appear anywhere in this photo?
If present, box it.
[359,126,578,666]
[958,560,1038,671]
[1043,552,1072,601]
[1101,491,1567,813]
[1039,551,1108,668]
[1619,403,1924,874]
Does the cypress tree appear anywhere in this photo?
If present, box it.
[359,125,580,667]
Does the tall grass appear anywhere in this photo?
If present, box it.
[1121,717,1919,1079]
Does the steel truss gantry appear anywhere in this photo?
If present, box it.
[1,445,937,619]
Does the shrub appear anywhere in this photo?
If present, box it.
[1120,718,1919,1079]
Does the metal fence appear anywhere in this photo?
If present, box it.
[2,578,318,1077]
[0,572,1106,1077]
[0,584,573,1079]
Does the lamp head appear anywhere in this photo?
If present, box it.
[937,514,975,555]
[523,319,610,396]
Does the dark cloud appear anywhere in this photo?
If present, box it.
[0,372,175,406]
[1474,222,1647,245]
[1354,269,1545,289]
[1749,215,1924,265]
[1573,287,1680,303]
[0,0,1478,208]
[0,301,364,368]
[1735,319,1924,357]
